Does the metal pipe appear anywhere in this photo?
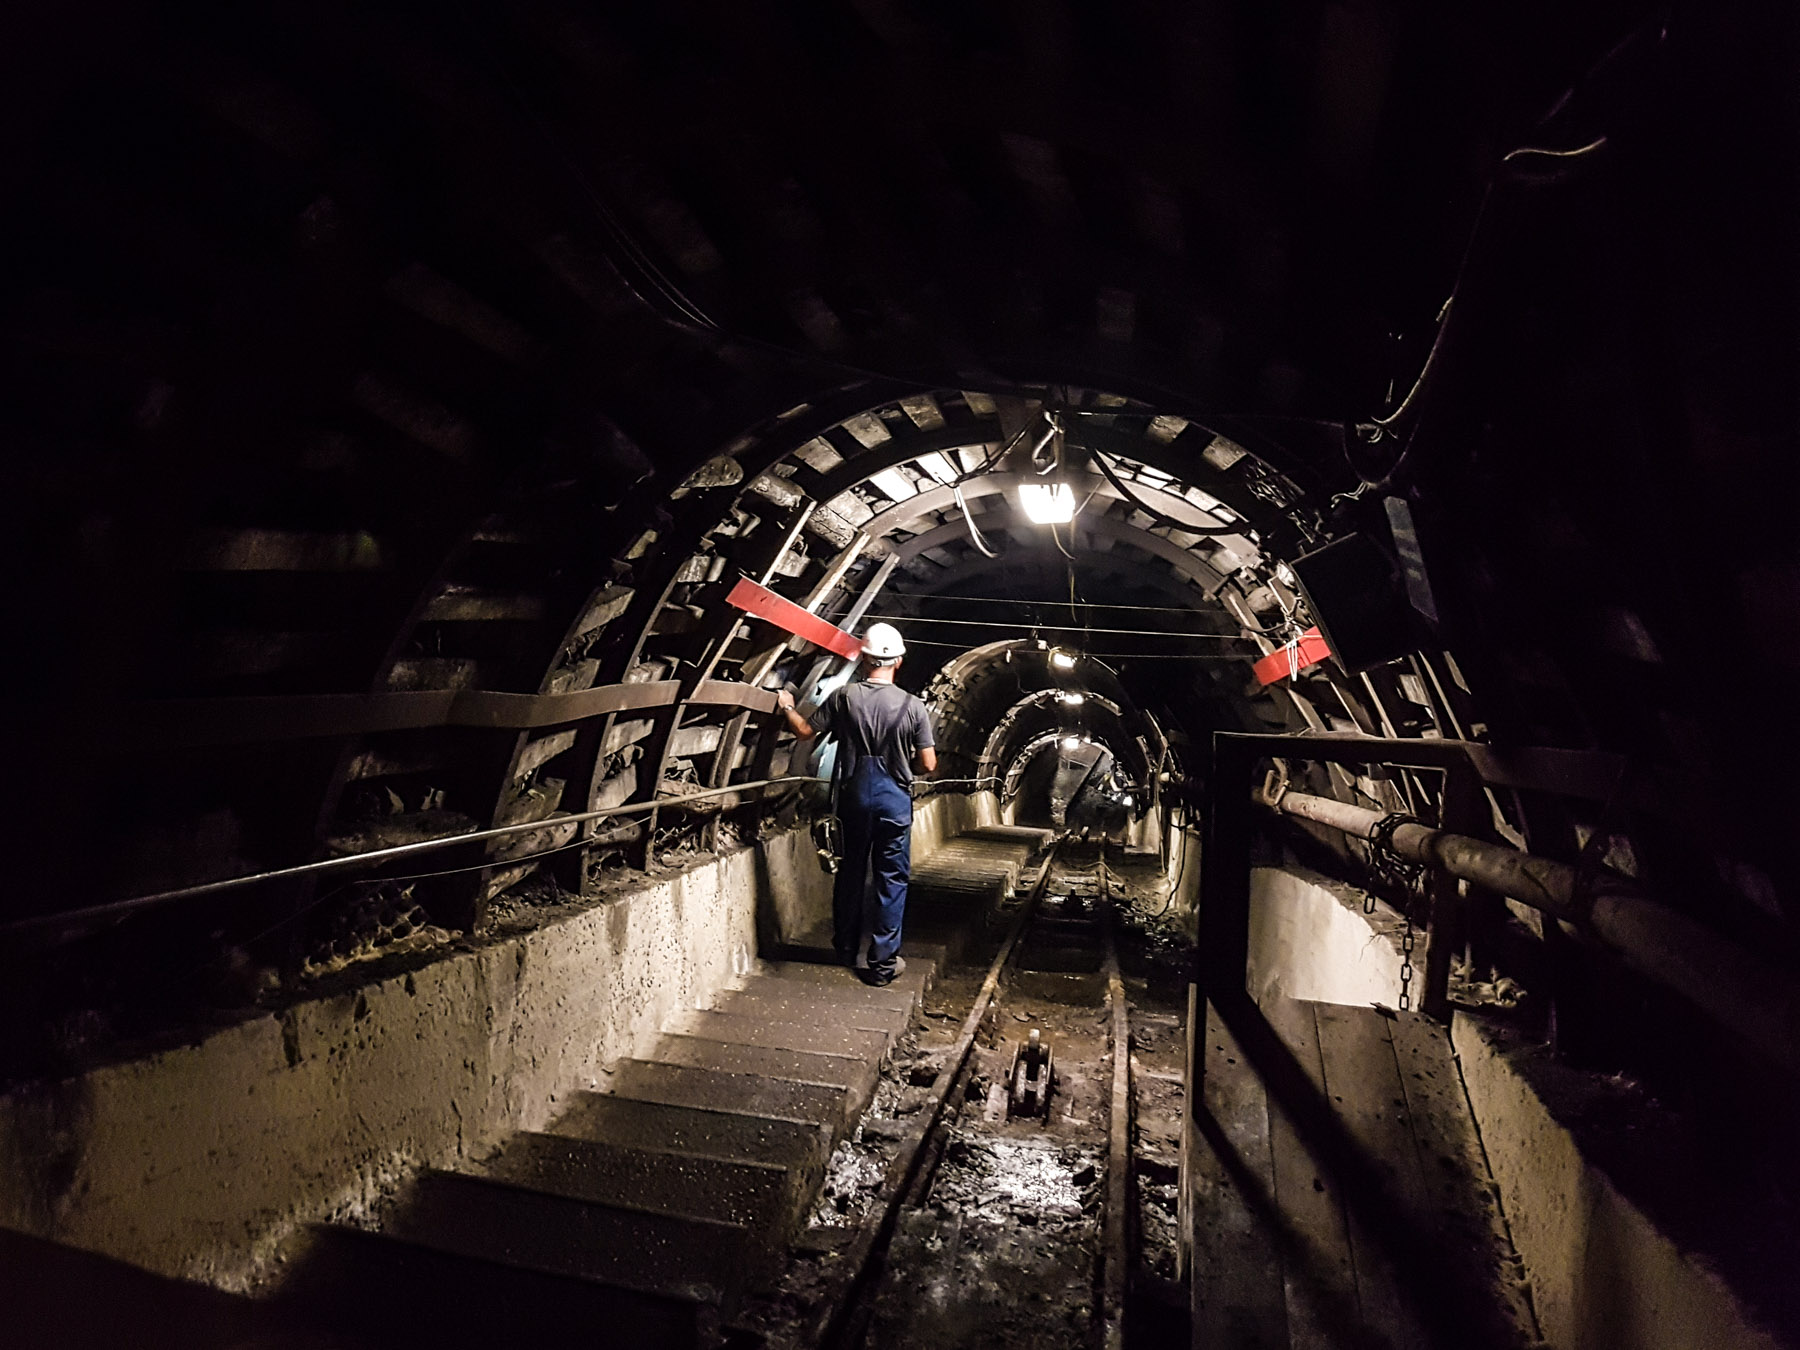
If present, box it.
[1265,788,1800,1074]
[4,775,826,939]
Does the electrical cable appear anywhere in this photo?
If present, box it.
[859,613,1254,639]
[870,595,1218,614]
[189,831,613,971]
[953,481,1001,558]
[1348,122,1609,490]
[1502,136,1608,163]
[897,637,1253,660]
[1082,442,1243,535]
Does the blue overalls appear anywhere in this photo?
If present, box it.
[834,755,912,970]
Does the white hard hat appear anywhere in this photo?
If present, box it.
[861,621,906,662]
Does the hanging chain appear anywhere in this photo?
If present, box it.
[1399,915,1416,1011]
[1367,812,1425,1010]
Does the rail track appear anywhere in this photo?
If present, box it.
[732,834,1187,1350]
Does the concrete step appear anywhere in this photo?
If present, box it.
[707,986,913,1038]
[907,878,1012,918]
[962,824,1055,849]
[295,1220,713,1349]
[651,1034,881,1118]
[728,971,918,1017]
[606,1058,854,1135]
[668,1008,893,1062]
[754,957,937,1006]
[480,1130,797,1239]
[544,1092,833,1181]
[756,943,943,986]
[390,1168,765,1291]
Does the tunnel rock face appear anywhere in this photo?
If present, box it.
[0,0,1795,1107]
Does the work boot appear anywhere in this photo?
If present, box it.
[860,955,905,987]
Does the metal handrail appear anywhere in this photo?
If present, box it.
[1,776,827,939]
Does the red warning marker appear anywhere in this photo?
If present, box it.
[725,577,865,661]
[1252,626,1331,685]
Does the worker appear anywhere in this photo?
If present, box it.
[776,622,936,986]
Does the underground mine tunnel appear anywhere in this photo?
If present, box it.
[2,2,1797,1347]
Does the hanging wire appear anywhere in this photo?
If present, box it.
[898,637,1251,659]
[953,481,1001,558]
[875,595,1212,614]
[860,613,1254,639]
[1080,442,1243,535]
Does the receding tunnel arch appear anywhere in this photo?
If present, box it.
[978,686,1129,782]
[8,375,1418,968]
[6,375,1502,1073]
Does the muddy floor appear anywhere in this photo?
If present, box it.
[732,846,1193,1350]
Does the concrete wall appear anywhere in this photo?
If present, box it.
[760,809,843,945]
[1162,822,1202,919]
[0,828,821,1293]
[1241,862,1780,1350]
[912,789,997,856]
[1246,864,1407,1008]
[1454,1014,1782,1350]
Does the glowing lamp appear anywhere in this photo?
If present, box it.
[1049,649,1077,670]
[1018,481,1075,524]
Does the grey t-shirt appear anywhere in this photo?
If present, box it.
[809,680,935,786]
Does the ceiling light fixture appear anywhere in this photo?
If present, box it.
[1018,481,1075,523]
[1050,649,1078,670]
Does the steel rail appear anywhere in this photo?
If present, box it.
[814,842,1060,1349]
[1100,893,1133,1350]
[1,775,826,939]
[1265,787,1800,1075]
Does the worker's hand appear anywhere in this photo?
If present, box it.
[776,688,796,712]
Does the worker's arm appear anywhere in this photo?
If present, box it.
[913,700,937,776]
[775,688,817,740]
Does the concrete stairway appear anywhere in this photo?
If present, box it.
[292,954,940,1348]
[902,824,1053,961]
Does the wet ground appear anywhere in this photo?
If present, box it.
[733,844,1192,1350]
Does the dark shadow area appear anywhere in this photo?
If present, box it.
[1208,991,1528,1350]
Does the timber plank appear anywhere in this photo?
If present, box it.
[1263,996,1360,1350]
[1190,999,1289,1350]
[1387,1013,1540,1347]
[1312,1005,1433,1350]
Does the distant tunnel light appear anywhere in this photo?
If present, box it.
[1057,691,1085,705]
[1018,481,1075,524]
[1061,736,1082,750]
[1049,649,1078,670]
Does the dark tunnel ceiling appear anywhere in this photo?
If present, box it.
[2,0,1798,986]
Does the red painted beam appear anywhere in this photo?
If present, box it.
[1252,627,1332,685]
[725,577,864,661]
